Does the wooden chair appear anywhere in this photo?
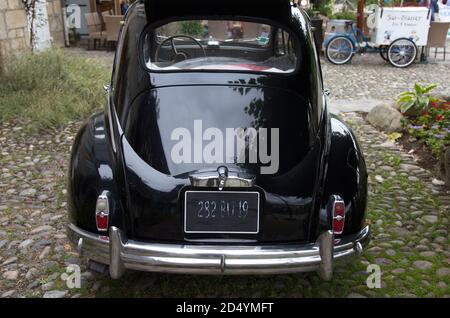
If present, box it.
[92,12,104,32]
[84,12,106,50]
[102,10,113,16]
[100,9,113,30]
[426,22,450,60]
[104,15,124,50]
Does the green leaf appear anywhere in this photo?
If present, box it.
[398,91,415,97]
[418,96,430,110]
[396,96,413,103]
[422,84,437,94]
[387,132,402,141]
[399,100,415,113]
[414,83,423,96]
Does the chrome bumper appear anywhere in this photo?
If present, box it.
[67,223,370,280]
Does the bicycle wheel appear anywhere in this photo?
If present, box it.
[387,38,417,68]
[379,46,388,62]
[326,36,354,65]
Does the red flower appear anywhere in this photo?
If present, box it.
[431,102,439,109]
[435,115,444,121]
[422,111,429,117]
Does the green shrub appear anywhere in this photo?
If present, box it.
[316,2,333,17]
[178,21,204,37]
[329,11,356,21]
[403,95,450,159]
[0,49,110,131]
[305,1,332,17]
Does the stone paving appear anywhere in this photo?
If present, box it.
[0,50,449,298]
[321,53,450,102]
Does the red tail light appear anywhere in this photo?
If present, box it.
[95,191,110,232]
[332,200,345,235]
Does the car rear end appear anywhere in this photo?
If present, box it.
[67,0,370,280]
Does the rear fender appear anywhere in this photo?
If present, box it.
[67,112,125,234]
[318,116,368,236]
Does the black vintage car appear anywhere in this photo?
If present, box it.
[67,0,370,280]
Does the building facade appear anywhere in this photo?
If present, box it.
[0,0,65,58]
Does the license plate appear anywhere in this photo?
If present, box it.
[184,191,260,234]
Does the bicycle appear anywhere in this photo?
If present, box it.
[325,21,418,68]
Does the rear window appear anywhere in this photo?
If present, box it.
[142,19,299,73]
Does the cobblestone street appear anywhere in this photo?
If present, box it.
[321,54,450,102]
[0,51,449,298]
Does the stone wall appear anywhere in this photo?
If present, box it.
[0,0,65,58]
[46,0,65,46]
[0,0,30,57]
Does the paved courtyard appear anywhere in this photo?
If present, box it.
[0,50,449,298]
[322,51,450,114]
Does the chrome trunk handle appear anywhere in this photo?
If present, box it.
[189,166,255,190]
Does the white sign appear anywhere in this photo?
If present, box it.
[438,3,450,38]
[439,3,450,21]
[373,7,431,46]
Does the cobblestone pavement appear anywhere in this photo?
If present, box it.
[0,51,449,298]
[321,54,450,102]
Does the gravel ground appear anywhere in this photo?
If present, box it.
[0,50,449,298]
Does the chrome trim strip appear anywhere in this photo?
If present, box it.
[105,85,117,153]
[189,170,255,188]
[67,224,370,278]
